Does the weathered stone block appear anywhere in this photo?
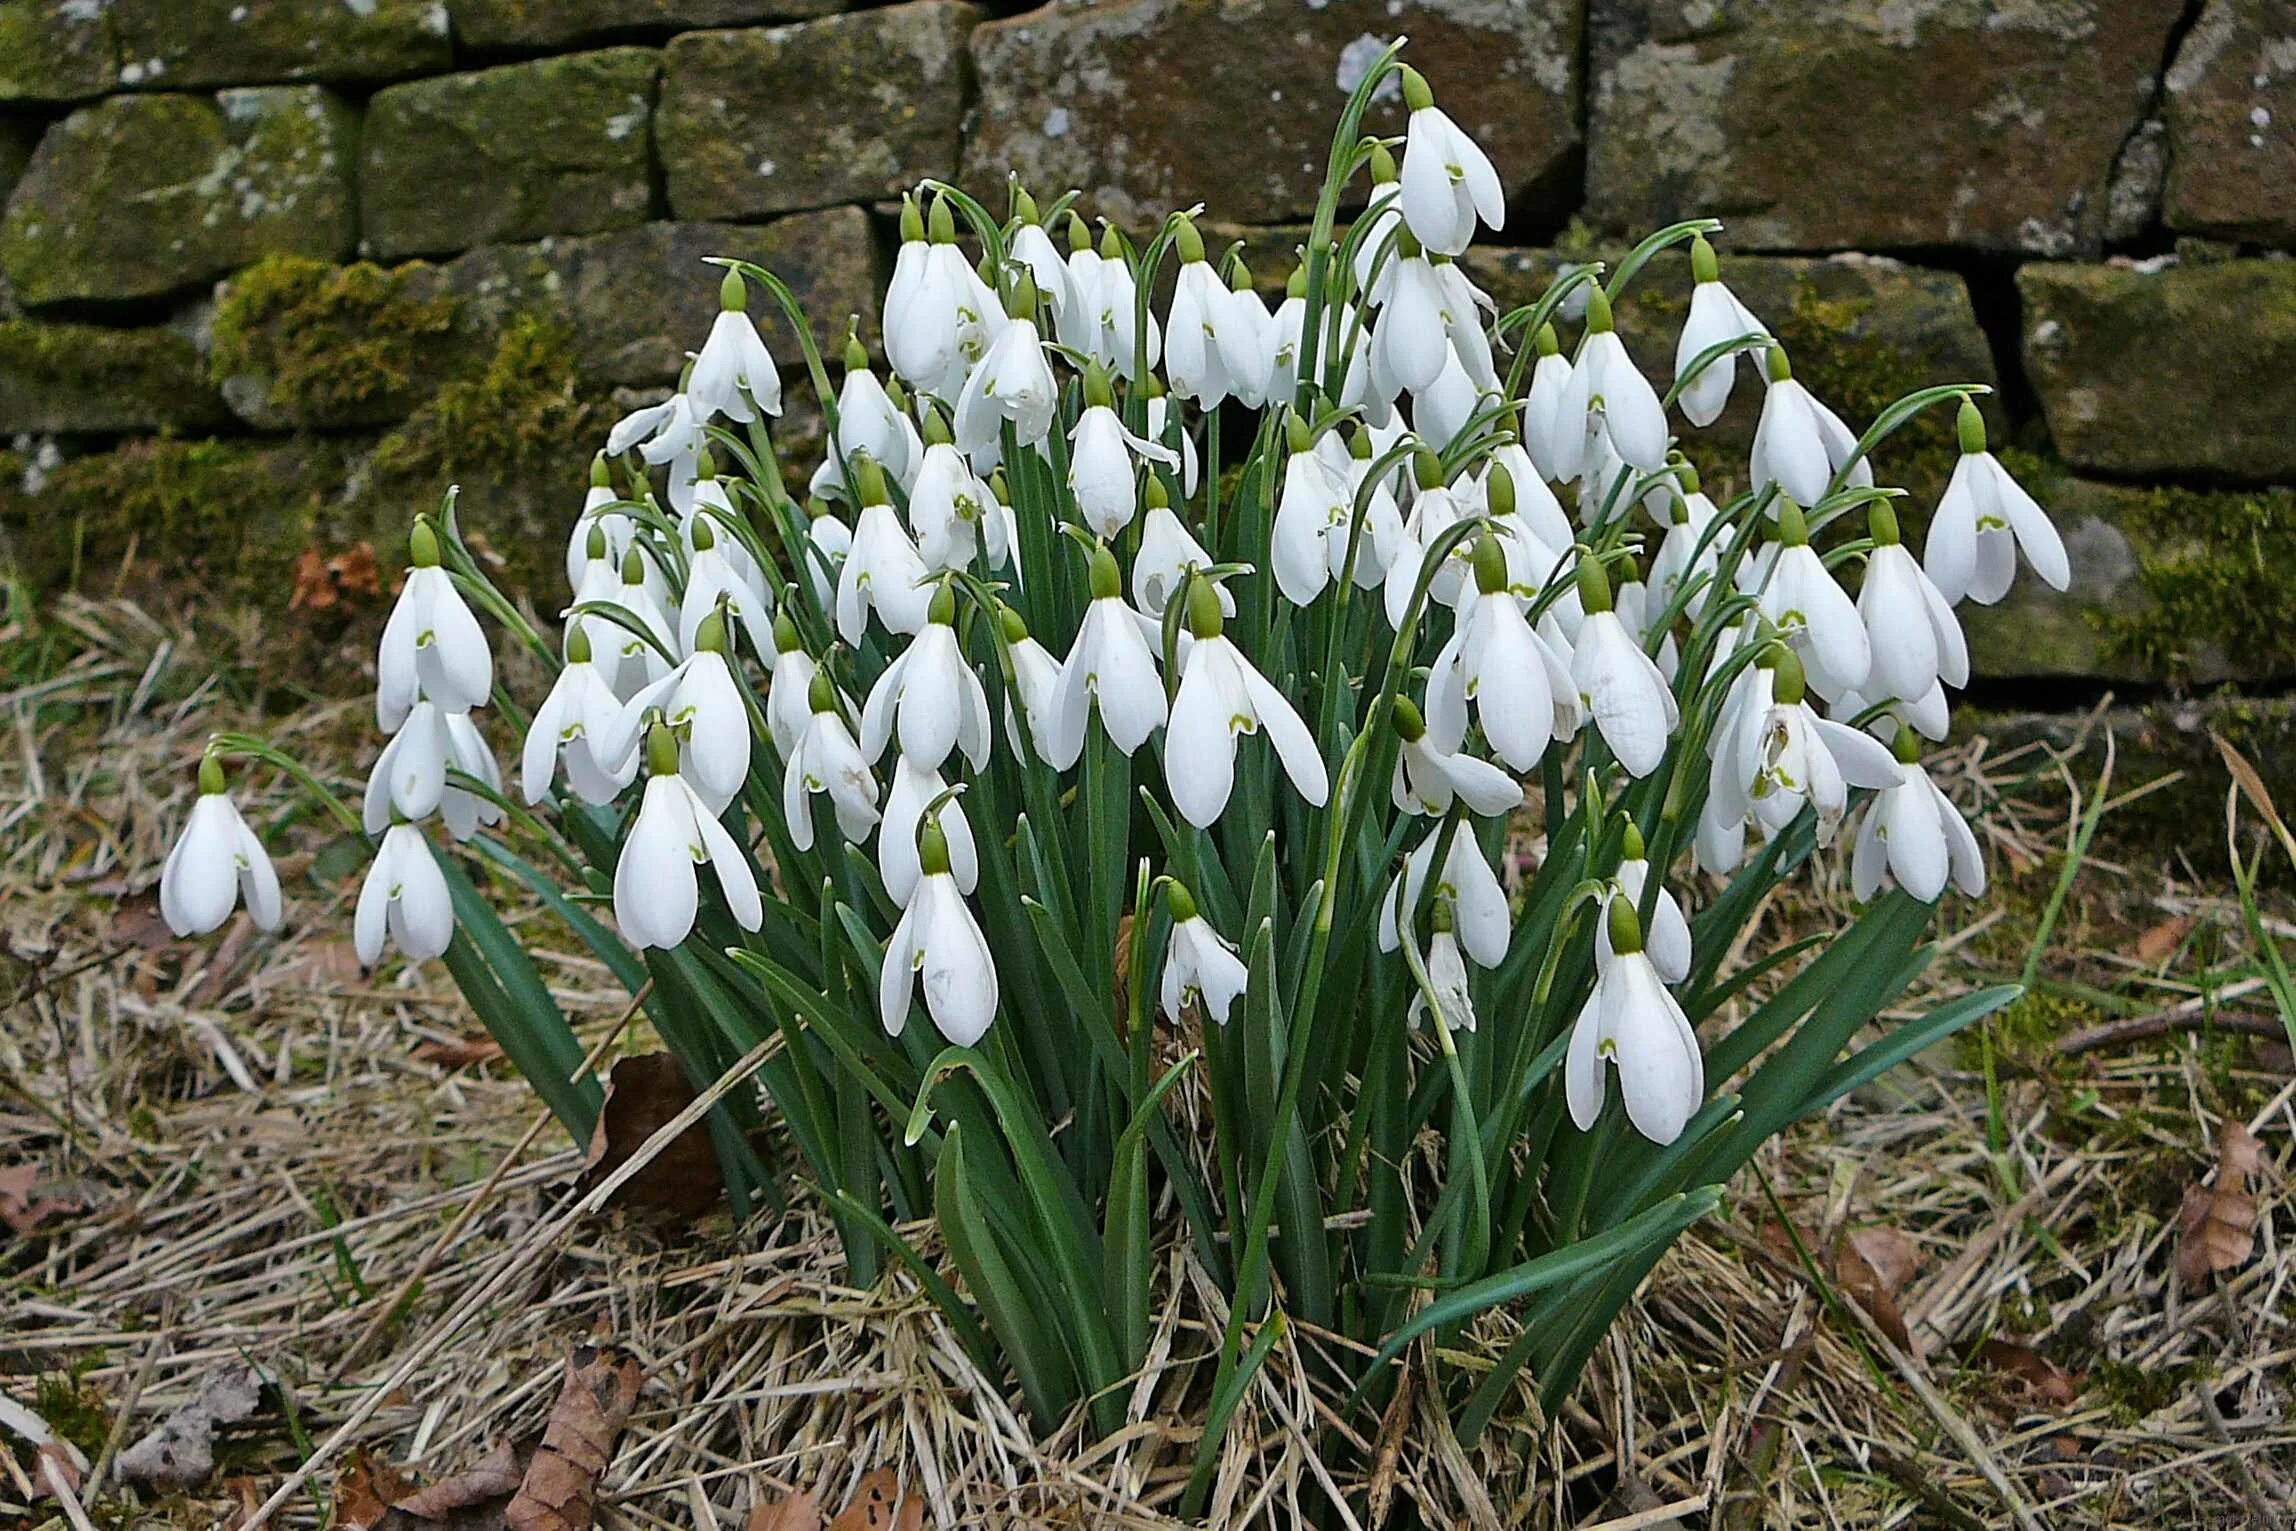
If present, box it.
[0,2,115,103]
[965,0,1579,227]
[659,2,978,219]
[2163,0,2296,243]
[362,49,661,260]
[109,0,453,89]
[210,254,472,431]
[454,0,843,50]
[0,319,232,434]
[2019,258,2296,481]
[1586,0,2186,255]
[0,88,357,307]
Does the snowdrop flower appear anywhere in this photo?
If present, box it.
[1616,577,1680,683]
[1133,478,1230,621]
[880,758,979,908]
[1147,393,1197,497]
[1571,557,1680,778]
[1056,212,1105,359]
[764,613,818,759]
[835,457,933,644]
[1164,223,1257,409]
[1756,496,1871,700]
[1331,426,1409,587]
[910,427,1008,572]
[378,521,491,731]
[161,758,282,937]
[1608,822,1692,984]
[1409,899,1480,1034]
[1521,323,1577,482]
[1554,287,1670,480]
[1262,266,1309,406]
[1377,823,1510,969]
[522,626,637,806]
[688,269,782,424]
[613,726,764,950]
[363,701,503,842]
[1852,726,1986,903]
[813,338,918,496]
[602,615,752,814]
[1672,235,1766,428]
[1382,451,1477,627]
[783,670,881,850]
[1750,345,1869,507]
[1270,418,1358,606]
[1425,535,1583,773]
[1165,578,1330,828]
[1067,364,1180,538]
[954,275,1060,459]
[678,515,774,659]
[355,823,454,968]
[1370,237,1451,397]
[594,544,678,700]
[1159,881,1249,1026]
[879,812,998,1045]
[1049,542,1167,767]
[863,584,991,775]
[1925,400,2070,606]
[1084,221,1161,381]
[801,498,852,610]
[1390,696,1524,817]
[884,196,999,400]
[1007,185,1079,325]
[1567,896,1704,1145]
[1396,66,1504,256]
[612,387,709,513]
[1408,345,1484,457]
[996,606,1065,760]
[1859,500,1969,705]
[564,455,636,591]
[1222,259,1277,408]
[1649,473,1723,622]
[1353,143,1406,296]
[1837,679,1952,744]
[1742,649,1904,846]
[1483,443,1575,556]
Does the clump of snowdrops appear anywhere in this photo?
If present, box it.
[166,45,2050,1492]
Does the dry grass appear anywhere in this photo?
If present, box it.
[3,600,2292,1530]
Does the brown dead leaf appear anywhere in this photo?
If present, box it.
[503,1345,642,1531]
[2135,914,2197,965]
[378,1439,528,1528]
[578,1053,721,1222]
[335,1447,413,1531]
[746,1490,825,1531]
[290,542,383,613]
[1837,1226,1924,1353]
[825,1469,921,1531]
[2176,1120,2264,1288]
[413,1034,506,1068]
[2216,731,2296,867]
[117,1361,266,1490]
[1975,1337,2081,1408]
[0,1164,92,1237]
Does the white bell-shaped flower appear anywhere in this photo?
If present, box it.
[1159,881,1249,1026]
[1050,543,1168,768]
[879,757,980,908]
[565,456,637,592]
[688,270,782,424]
[954,280,1059,459]
[677,514,774,660]
[1353,149,1406,295]
[1738,649,1904,846]
[1851,728,1986,903]
[1425,535,1583,773]
[1554,287,1670,479]
[601,618,752,816]
[1408,345,1484,457]
[1132,486,1230,621]
[1083,226,1161,381]
[1390,695,1524,817]
[1566,896,1704,1145]
[909,432,1007,572]
[1146,394,1198,498]
[378,522,491,731]
[862,585,991,775]
[1009,196,1080,324]
[1332,429,1410,588]
[1925,401,2070,606]
[1377,824,1510,969]
[1370,244,1451,397]
[1396,67,1504,256]
[812,346,918,497]
[1382,457,1477,628]
[835,458,933,644]
[589,544,678,702]
[884,200,999,399]
[1755,497,1871,700]
[1570,558,1680,778]
[1165,228,1249,409]
[1521,324,1577,482]
[1483,444,1576,555]
[801,501,853,610]
[1055,213,1105,358]
[1859,502,1969,705]
[783,669,881,850]
[1608,822,1692,985]
[1672,236,1766,428]
[1066,366,1180,538]
[611,388,709,514]
[1749,345,1870,507]
[161,759,283,937]
[613,725,764,950]
[996,606,1065,760]
[364,701,504,842]
[1649,475,1723,622]
[355,823,454,968]
[521,626,638,807]
[764,614,818,760]
[1262,273,1308,406]
[1222,264,1277,408]
[1165,579,1329,828]
[879,811,998,1045]
[1270,424,1356,606]
[1836,679,1953,744]
[1409,899,1480,1034]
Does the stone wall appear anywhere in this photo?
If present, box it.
[1,0,2291,690]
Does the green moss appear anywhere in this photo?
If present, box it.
[209,254,460,428]
[2092,1356,2200,1427]
[35,1368,109,1460]
[2096,484,2296,683]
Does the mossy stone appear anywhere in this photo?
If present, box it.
[0,118,40,209]
[0,88,356,307]
[209,254,469,430]
[0,320,232,434]
[660,1,980,219]
[0,2,115,103]
[2162,0,2296,244]
[2019,260,2296,482]
[455,0,842,51]
[109,0,452,90]
[361,49,662,261]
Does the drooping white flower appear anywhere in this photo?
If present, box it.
[862,589,991,775]
[522,627,637,807]
[1737,650,1904,846]
[1262,274,1308,406]
[589,543,679,701]
[611,389,709,513]
[1369,246,1451,398]
[1750,345,1870,507]
[677,514,774,660]
[355,823,454,968]
[1925,401,2070,606]
[1270,428,1356,606]
[160,761,283,937]
[1159,882,1249,1026]
[688,271,783,424]
[1851,730,1986,903]
[612,727,763,950]
[1425,537,1583,773]
[764,614,818,760]
[879,757,979,908]
[884,201,999,399]
[1222,266,1277,408]
[1567,897,1704,1145]
[1649,477,1723,622]
[879,812,998,1045]
[812,348,918,497]
[1133,492,1229,621]
[1377,824,1510,969]
[1482,442,1576,555]
[1570,560,1680,778]
[1608,823,1692,985]
[1521,323,1577,482]
[565,457,636,592]
[1066,371,1180,538]
[1382,462,1477,628]
[954,296,1059,459]
[783,670,881,851]
[999,611,1066,761]
[1396,68,1504,256]
[1165,584,1329,828]
[601,632,752,815]
[378,523,491,731]
[1390,695,1524,817]
[1554,288,1670,479]
[1409,902,1480,1034]
[1049,544,1168,768]
[1353,152,1406,296]
[801,501,853,610]
[1165,231,1253,409]
[835,461,933,644]
[1407,344,1484,457]
[1056,213,1106,358]
[1837,678,1953,743]
[1616,577,1680,683]
[1755,498,1871,700]
[1858,503,1970,705]
[1081,226,1161,381]
[1672,236,1766,428]
[909,435,1007,572]
[1146,394,1198,498]
[364,701,504,842]
[1009,203,1080,325]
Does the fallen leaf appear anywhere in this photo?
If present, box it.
[0,1165,92,1237]
[0,1392,91,1501]
[1836,1226,1924,1353]
[746,1490,825,1531]
[335,1447,412,1531]
[413,1034,506,1068]
[503,1345,642,1531]
[290,542,383,613]
[1975,1337,2081,1408]
[377,1439,528,1528]
[578,1054,721,1223]
[117,1361,266,1490]
[2176,1120,2264,1288]
[2215,732,2296,867]
[825,1468,921,1531]
[2135,914,2197,965]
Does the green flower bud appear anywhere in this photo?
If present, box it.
[1606,891,1646,956]
[922,403,953,447]
[621,545,647,584]
[843,328,868,374]
[773,609,801,654]
[1165,878,1199,923]
[1764,343,1792,384]
[1869,499,1902,547]
[566,622,593,666]
[1007,268,1040,320]
[1676,459,1702,495]
[586,523,608,560]
[1396,225,1423,262]
[1084,360,1115,411]
[1185,573,1224,640]
[1771,644,1808,705]
[900,193,924,244]
[1774,494,1809,548]
[1228,257,1254,295]
[1369,140,1399,185]
[1411,446,1442,492]
[1399,64,1434,113]
[198,753,227,796]
[1174,217,1205,265]
[589,451,611,489]
[999,604,1029,645]
[694,603,729,655]
[694,442,717,481]
[1575,551,1614,614]
[409,517,441,569]
[692,515,718,552]
[1621,820,1646,861]
[1585,285,1615,335]
[1473,533,1509,595]
[1145,474,1170,511]
[1011,179,1039,225]
[927,192,956,245]
[853,454,889,507]
[927,579,957,626]
[1067,210,1091,254]
[1349,424,1374,460]
[1391,695,1427,742]
[807,669,837,714]
[1099,222,1125,261]
[1957,397,1987,456]
[1689,233,1719,286]
[989,468,1011,504]
[1285,410,1312,456]
[719,266,748,313]
[1088,539,1122,600]
[1893,719,1923,766]
[885,376,909,412]
[919,813,952,876]
[645,722,680,777]
[1535,321,1560,358]
[1486,461,1516,519]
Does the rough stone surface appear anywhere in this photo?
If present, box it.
[1586,0,2186,255]
[0,319,231,434]
[455,0,844,50]
[2019,258,2296,481]
[0,2,115,103]
[1958,477,2159,682]
[362,49,661,260]
[965,0,1579,227]
[2163,0,2296,243]
[659,2,979,219]
[0,88,357,307]
[109,0,452,89]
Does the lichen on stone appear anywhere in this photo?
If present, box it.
[209,252,460,428]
